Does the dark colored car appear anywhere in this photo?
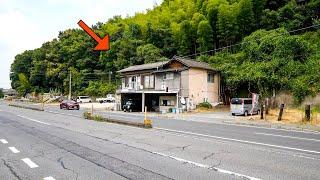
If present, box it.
[60,100,80,110]
[123,99,140,112]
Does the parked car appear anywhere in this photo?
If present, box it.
[230,98,260,116]
[76,96,92,103]
[60,100,80,110]
[96,94,116,103]
[123,99,140,112]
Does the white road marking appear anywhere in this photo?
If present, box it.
[155,128,320,154]
[223,121,320,135]
[8,147,20,153]
[21,158,39,168]
[0,139,8,144]
[153,152,261,180]
[255,132,320,142]
[43,176,56,180]
[45,109,320,135]
[17,115,51,125]
[155,130,320,161]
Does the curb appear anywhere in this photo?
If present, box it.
[9,104,44,111]
[84,113,152,129]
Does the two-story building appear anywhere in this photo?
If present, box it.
[116,56,221,112]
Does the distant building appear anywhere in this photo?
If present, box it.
[117,56,221,112]
[3,89,18,98]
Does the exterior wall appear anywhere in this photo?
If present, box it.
[188,68,220,105]
[207,73,220,104]
[154,72,180,92]
[180,70,189,97]
[159,95,177,112]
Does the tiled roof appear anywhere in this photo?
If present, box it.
[117,61,169,73]
[172,56,216,71]
[118,56,217,73]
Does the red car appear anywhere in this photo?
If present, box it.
[60,100,80,110]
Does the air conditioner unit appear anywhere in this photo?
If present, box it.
[161,84,166,90]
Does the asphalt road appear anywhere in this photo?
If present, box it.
[1,102,320,179]
[45,104,320,155]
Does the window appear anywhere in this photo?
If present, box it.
[207,73,214,83]
[231,98,243,105]
[163,72,174,80]
[244,100,252,104]
[161,99,174,106]
[144,75,154,89]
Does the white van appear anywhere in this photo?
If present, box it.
[230,98,260,116]
[76,96,92,103]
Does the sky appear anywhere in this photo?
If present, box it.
[0,0,163,89]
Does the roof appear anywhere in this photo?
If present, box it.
[118,61,169,73]
[117,56,217,73]
[2,89,18,95]
[171,56,216,71]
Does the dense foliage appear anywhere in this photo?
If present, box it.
[10,0,320,102]
[0,89,4,98]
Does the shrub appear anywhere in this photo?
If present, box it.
[198,102,213,109]
[93,115,104,122]
[83,112,92,119]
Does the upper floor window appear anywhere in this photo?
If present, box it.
[207,73,214,83]
[163,72,174,80]
[144,75,154,89]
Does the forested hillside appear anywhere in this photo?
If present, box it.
[10,0,320,102]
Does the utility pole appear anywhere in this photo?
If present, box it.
[69,70,72,100]
[109,71,112,84]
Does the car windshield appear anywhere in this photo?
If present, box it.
[231,99,243,105]
[64,100,76,103]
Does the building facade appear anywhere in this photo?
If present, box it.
[117,56,221,112]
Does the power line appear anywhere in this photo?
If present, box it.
[182,24,320,58]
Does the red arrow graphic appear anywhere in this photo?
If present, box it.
[78,20,110,51]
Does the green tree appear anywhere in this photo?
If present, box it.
[178,20,194,55]
[237,0,255,39]
[252,0,266,27]
[136,44,165,64]
[17,73,31,96]
[0,89,4,98]
[217,3,238,46]
[197,20,214,52]
[84,81,101,97]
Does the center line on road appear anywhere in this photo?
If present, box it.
[43,176,56,180]
[0,139,8,144]
[155,128,320,155]
[8,147,20,153]
[255,132,320,142]
[21,158,39,168]
[17,115,51,125]
[153,152,261,180]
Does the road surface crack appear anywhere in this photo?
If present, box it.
[203,150,230,160]
[165,144,192,152]
[57,157,79,180]
[2,159,22,180]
